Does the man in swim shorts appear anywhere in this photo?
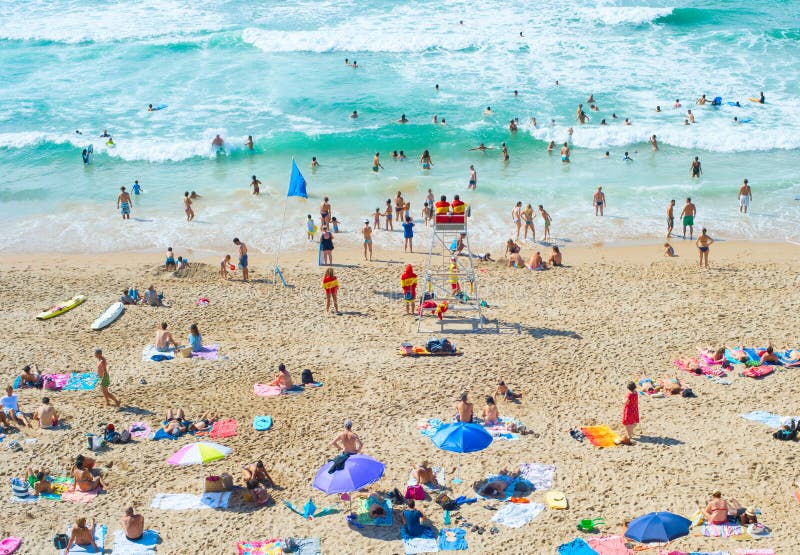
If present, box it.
[233,238,249,281]
[468,164,477,190]
[155,323,178,353]
[455,393,474,423]
[593,187,606,216]
[680,197,697,239]
[372,152,383,172]
[738,179,752,213]
[116,186,132,220]
[666,199,675,238]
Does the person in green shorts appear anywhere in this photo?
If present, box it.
[95,349,121,408]
[680,197,697,240]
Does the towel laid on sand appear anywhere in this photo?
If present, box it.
[292,538,321,555]
[558,538,600,555]
[253,416,273,431]
[151,429,180,440]
[253,384,306,397]
[236,540,283,555]
[734,550,774,555]
[8,494,38,503]
[60,524,106,554]
[401,527,438,554]
[356,497,393,526]
[674,358,726,378]
[492,501,545,528]
[150,492,231,510]
[519,463,555,491]
[111,529,159,554]
[61,489,99,503]
[581,425,620,448]
[658,551,730,555]
[739,411,787,429]
[209,419,238,439]
[62,373,100,391]
[129,422,152,438]
[699,523,743,537]
[586,535,633,555]
[39,476,73,500]
[438,528,467,551]
[142,345,174,362]
[43,373,71,390]
[191,344,219,360]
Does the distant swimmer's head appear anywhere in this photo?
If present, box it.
[604,151,609,157]
[670,199,675,205]
[514,90,518,95]
[656,106,661,112]
[120,186,126,192]
[148,104,153,109]
[486,106,491,111]
[435,84,439,90]
[440,118,445,124]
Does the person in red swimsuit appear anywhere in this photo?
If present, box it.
[322,268,339,314]
[622,382,639,444]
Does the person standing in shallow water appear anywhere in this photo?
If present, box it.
[117,186,132,220]
[183,192,194,221]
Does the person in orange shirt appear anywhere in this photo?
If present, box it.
[400,265,418,315]
[322,268,339,314]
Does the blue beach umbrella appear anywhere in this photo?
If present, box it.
[624,511,691,543]
[430,422,493,483]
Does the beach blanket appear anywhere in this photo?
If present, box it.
[142,345,173,362]
[62,372,99,391]
[292,538,321,555]
[150,492,231,510]
[519,463,555,491]
[725,348,754,365]
[356,497,393,526]
[254,416,273,431]
[59,524,106,554]
[151,428,180,440]
[209,419,238,439]
[408,467,446,491]
[401,526,438,554]
[741,366,774,379]
[475,474,529,501]
[129,422,152,438]
[61,489,99,503]
[587,535,633,555]
[399,347,463,357]
[558,538,600,555]
[581,425,621,448]
[492,501,545,528]
[734,550,774,555]
[699,523,743,537]
[739,411,785,429]
[658,551,730,555]
[39,476,74,500]
[674,358,726,378]
[438,528,467,551]
[253,384,306,397]
[777,349,800,366]
[191,344,219,360]
[237,541,283,555]
[8,494,38,503]
[43,373,71,390]
[111,529,159,554]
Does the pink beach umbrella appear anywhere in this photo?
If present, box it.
[167,442,231,491]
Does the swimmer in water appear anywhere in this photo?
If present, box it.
[501,142,509,162]
[483,106,493,116]
[250,175,261,195]
[440,118,446,126]
[245,135,254,150]
[673,99,681,108]
[397,114,408,124]
[148,104,154,111]
[514,89,518,96]
[560,142,570,163]
[600,119,607,125]
[531,117,537,127]
[623,118,631,126]
[655,106,661,112]
[100,129,110,138]
[469,143,492,151]
[311,156,319,169]
[212,134,224,147]
[758,91,765,104]
[350,110,358,119]
[586,94,595,104]
[432,114,438,124]
[697,94,707,105]
[622,151,633,162]
[547,141,555,152]
[687,110,695,123]
[372,152,384,172]
[650,135,658,151]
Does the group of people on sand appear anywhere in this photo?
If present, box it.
[454,383,522,427]
[62,506,144,554]
[505,240,562,270]
[120,284,169,307]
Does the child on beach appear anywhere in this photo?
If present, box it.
[373,208,381,230]
[422,202,431,226]
[664,243,675,257]
[383,200,393,230]
[220,254,231,279]
[402,216,415,252]
[495,380,521,401]
[322,268,340,314]
[306,215,316,241]
[165,247,176,271]
[331,216,340,233]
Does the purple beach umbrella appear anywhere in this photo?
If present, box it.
[312,454,385,495]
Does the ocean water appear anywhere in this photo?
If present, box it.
[1,0,799,254]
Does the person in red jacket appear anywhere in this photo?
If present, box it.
[400,265,418,314]
[451,195,466,215]
[434,195,450,216]
[322,268,339,314]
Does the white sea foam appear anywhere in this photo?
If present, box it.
[583,7,675,26]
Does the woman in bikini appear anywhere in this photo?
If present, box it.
[65,518,99,553]
[703,491,729,525]
[482,396,500,426]
[72,461,106,493]
[522,204,536,241]
[696,228,714,268]
[505,239,524,268]
[420,150,433,170]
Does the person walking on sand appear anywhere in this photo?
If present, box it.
[738,179,752,213]
[468,164,477,190]
[372,152,384,172]
[320,225,334,265]
[233,238,249,281]
[401,264,418,315]
[593,187,606,216]
[621,382,638,444]
[362,220,373,261]
[539,205,552,241]
[680,197,696,239]
[511,201,522,240]
[117,186,132,220]
[250,175,261,195]
[183,192,194,221]
[690,156,702,179]
[94,349,121,408]
[696,228,714,268]
[322,268,340,314]
[666,199,676,238]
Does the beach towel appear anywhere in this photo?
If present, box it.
[401,526,438,554]
[209,419,238,439]
[0,537,22,554]
[236,540,283,555]
[142,345,173,362]
[699,523,743,537]
[586,535,633,555]
[253,384,305,397]
[408,467,446,491]
[39,476,73,500]
[253,416,273,431]
[739,411,785,429]
[484,417,522,440]
[191,344,219,360]
[492,501,545,528]
[519,463,555,491]
[59,524,106,554]
[292,538,321,555]
[62,373,100,391]
[674,358,726,378]
[419,418,445,437]
[558,538,600,555]
[475,474,527,501]
[438,528,467,551]
[43,373,70,390]
[61,489,99,503]
[581,425,620,448]
[741,366,774,379]
[8,494,38,503]
[734,550,774,555]
[356,497,393,526]
[129,422,152,439]
[658,551,730,555]
[725,348,750,365]
[777,349,800,366]
[111,529,159,554]
[150,492,231,510]
[151,428,180,440]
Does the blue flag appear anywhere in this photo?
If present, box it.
[287,159,307,198]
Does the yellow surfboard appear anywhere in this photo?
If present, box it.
[544,490,568,509]
[37,295,86,320]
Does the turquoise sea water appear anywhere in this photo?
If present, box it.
[1,0,799,253]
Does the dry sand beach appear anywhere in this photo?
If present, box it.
[1,240,799,554]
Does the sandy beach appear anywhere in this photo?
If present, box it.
[1,239,799,554]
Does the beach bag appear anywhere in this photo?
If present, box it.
[426,338,453,353]
[405,485,425,501]
[178,346,192,358]
[301,369,314,385]
[43,375,61,390]
[435,492,457,510]
[53,534,69,550]
[117,430,132,444]
[10,477,30,498]
[204,475,225,493]
[681,388,695,398]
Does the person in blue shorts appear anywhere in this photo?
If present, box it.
[131,180,142,195]
[402,216,415,253]
[233,238,249,281]
[116,186,132,220]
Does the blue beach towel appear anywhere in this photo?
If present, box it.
[253,416,273,431]
[400,526,438,554]
[63,373,100,391]
[438,528,467,551]
[152,428,180,440]
[60,524,107,554]
[557,538,599,555]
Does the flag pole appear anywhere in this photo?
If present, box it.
[273,160,293,286]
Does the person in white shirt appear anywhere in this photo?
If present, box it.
[2,385,30,427]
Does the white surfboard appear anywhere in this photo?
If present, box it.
[91,302,124,330]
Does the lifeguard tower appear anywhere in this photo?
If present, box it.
[417,195,483,332]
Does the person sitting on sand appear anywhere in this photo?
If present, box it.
[122,507,144,541]
[187,411,216,432]
[664,243,675,257]
[268,363,294,391]
[25,465,53,495]
[246,479,272,505]
[401,499,431,538]
[143,285,164,307]
[495,380,521,401]
[188,323,203,352]
[412,460,439,489]
[162,408,187,436]
[455,393,473,423]
[482,396,500,426]
[72,459,106,493]
[527,251,547,270]
[65,517,99,554]
[33,396,58,428]
[505,240,524,268]
[703,491,729,525]
[2,385,30,427]
[242,460,275,487]
[17,364,42,387]
[155,322,178,353]
[120,289,136,305]
[548,246,562,267]
[760,345,780,364]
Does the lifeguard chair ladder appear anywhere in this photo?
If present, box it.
[417,212,483,332]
